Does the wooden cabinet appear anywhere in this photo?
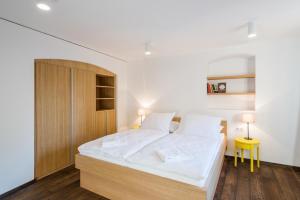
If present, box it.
[96,111,106,137]
[95,110,117,136]
[106,110,116,134]
[35,59,116,179]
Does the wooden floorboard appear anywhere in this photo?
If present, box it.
[1,157,299,200]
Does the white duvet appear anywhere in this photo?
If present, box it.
[78,129,169,159]
[126,133,223,181]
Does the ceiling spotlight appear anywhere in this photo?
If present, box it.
[248,21,257,38]
[145,51,151,56]
[37,2,51,11]
[144,43,152,55]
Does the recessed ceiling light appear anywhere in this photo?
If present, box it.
[248,33,257,38]
[145,51,151,55]
[248,21,257,38]
[37,3,51,11]
[144,43,152,56]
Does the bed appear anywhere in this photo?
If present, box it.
[75,116,227,200]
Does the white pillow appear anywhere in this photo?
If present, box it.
[141,112,176,132]
[169,121,180,133]
[178,114,222,138]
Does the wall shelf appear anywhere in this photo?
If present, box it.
[207,74,255,80]
[207,92,255,96]
[96,98,115,100]
[96,85,115,88]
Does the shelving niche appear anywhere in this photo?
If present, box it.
[207,56,256,110]
[96,75,115,111]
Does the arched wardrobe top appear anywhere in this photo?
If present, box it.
[35,59,115,77]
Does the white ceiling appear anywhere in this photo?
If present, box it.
[1,0,300,61]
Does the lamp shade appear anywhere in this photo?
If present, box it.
[138,109,146,116]
[242,113,255,123]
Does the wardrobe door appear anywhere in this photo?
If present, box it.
[72,68,97,156]
[35,62,72,179]
[96,111,106,137]
[106,110,116,134]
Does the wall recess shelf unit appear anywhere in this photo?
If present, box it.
[207,56,256,110]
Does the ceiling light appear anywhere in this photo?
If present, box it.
[144,43,152,55]
[37,3,51,11]
[248,21,257,38]
[145,51,151,55]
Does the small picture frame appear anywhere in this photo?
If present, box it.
[218,82,226,93]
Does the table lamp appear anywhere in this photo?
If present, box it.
[138,109,146,125]
[242,113,255,140]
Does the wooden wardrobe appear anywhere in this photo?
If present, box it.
[35,59,116,179]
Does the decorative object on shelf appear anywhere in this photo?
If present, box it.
[218,82,226,93]
[242,113,255,140]
[138,109,146,125]
[207,83,216,93]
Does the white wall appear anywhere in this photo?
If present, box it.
[0,20,128,195]
[128,38,300,166]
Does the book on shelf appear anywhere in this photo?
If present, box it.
[207,83,212,93]
[207,83,220,94]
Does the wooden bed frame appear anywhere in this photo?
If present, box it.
[75,118,227,200]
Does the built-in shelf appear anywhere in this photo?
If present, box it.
[96,85,115,88]
[96,98,115,100]
[96,75,115,111]
[207,74,255,80]
[207,92,255,96]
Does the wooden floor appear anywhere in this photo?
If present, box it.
[2,157,299,200]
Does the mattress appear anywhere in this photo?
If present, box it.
[79,132,225,189]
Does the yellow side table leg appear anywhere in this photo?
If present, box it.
[257,145,260,168]
[250,147,254,172]
[234,148,237,167]
[241,149,244,163]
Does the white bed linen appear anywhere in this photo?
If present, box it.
[79,132,225,189]
[78,129,169,159]
[127,134,223,181]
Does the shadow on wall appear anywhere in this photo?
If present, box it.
[293,97,300,167]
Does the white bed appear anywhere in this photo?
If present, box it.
[76,115,227,200]
[79,133,225,188]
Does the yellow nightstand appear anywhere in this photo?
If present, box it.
[234,137,260,172]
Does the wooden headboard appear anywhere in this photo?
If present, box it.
[172,116,227,136]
